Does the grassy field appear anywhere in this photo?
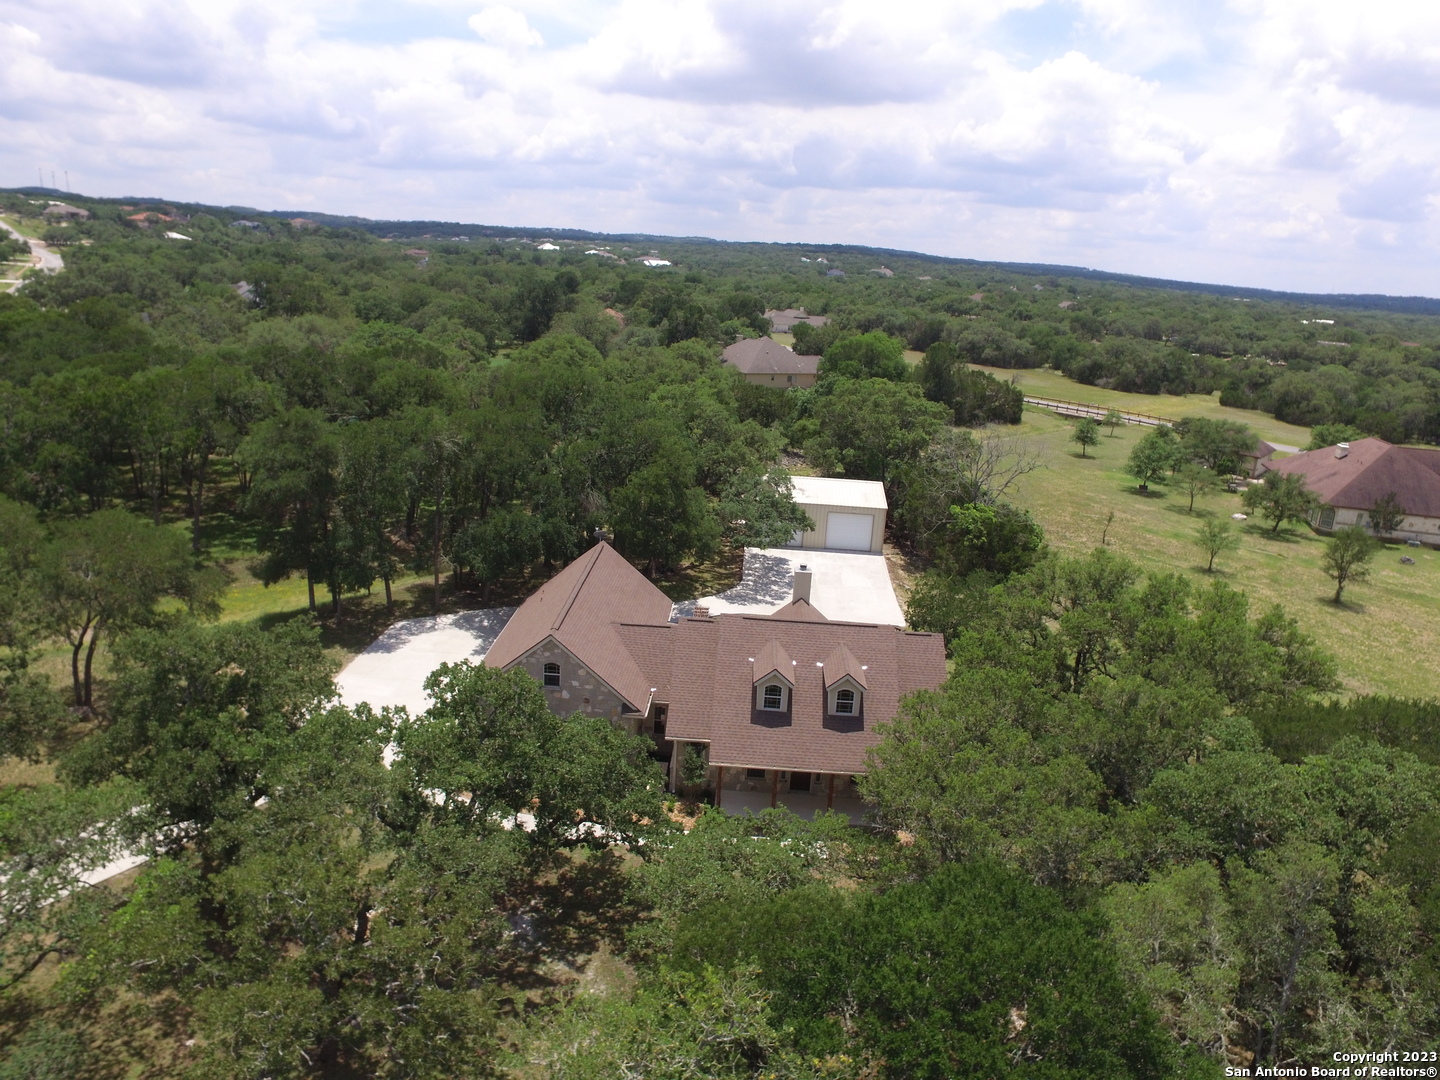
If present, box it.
[970,364,1314,448]
[0,212,41,239]
[1005,407,1440,699]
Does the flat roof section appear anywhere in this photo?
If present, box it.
[789,475,889,510]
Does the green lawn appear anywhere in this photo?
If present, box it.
[970,364,1313,448]
[1005,408,1440,700]
[0,213,41,239]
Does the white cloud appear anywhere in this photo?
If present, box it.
[2,0,1440,292]
[468,5,543,49]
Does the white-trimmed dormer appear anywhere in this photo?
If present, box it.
[826,676,864,716]
[751,639,796,712]
[820,644,868,718]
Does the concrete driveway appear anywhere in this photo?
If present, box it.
[677,547,904,626]
[336,607,516,715]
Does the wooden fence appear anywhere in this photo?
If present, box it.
[1023,396,1177,428]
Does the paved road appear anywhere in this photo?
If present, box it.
[0,217,64,292]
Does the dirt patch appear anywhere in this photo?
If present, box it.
[883,542,923,618]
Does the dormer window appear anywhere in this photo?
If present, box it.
[826,679,863,717]
[751,640,795,714]
[543,662,561,687]
[821,644,868,719]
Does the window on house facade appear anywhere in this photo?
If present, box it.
[834,688,856,714]
[746,768,767,779]
[761,683,785,710]
[1318,507,1337,530]
[542,662,561,687]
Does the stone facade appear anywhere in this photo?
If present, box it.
[512,637,639,733]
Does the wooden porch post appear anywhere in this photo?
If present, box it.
[827,774,835,810]
[770,770,779,809]
[715,765,724,808]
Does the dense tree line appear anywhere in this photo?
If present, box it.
[1,192,1437,1077]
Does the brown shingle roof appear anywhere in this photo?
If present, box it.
[722,337,820,377]
[769,597,829,622]
[613,622,676,705]
[752,639,796,686]
[764,308,831,332]
[484,542,674,711]
[1263,437,1440,518]
[661,614,946,775]
[488,546,946,772]
[822,643,868,689]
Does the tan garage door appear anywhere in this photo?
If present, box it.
[825,512,875,551]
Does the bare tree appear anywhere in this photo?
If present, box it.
[894,427,1046,551]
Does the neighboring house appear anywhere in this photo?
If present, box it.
[42,203,89,220]
[1238,438,1278,478]
[1261,437,1440,545]
[764,308,831,332]
[722,337,820,388]
[786,476,887,553]
[484,542,946,813]
[536,242,560,250]
[230,219,261,229]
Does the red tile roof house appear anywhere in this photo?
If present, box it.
[484,543,947,817]
[1261,437,1440,546]
[722,337,820,388]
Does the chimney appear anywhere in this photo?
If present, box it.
[792,565,812,604]
[1335,442,1349,459]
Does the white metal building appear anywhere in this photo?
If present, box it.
[786,476,888,553]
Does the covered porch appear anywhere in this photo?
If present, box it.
[711,765,869,825]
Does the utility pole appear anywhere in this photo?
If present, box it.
[50,170,56,189]
[65,171,70,192]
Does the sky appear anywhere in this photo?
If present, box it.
[3,0,1440,295]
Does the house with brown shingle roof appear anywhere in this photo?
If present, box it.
[1261,437,1440,545]
[1239,438,1278,479]
[485,542,947,814]
[764,308,831,333]
[42,203,89,220]
[483,542,674,721]
[722,337,820,388]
